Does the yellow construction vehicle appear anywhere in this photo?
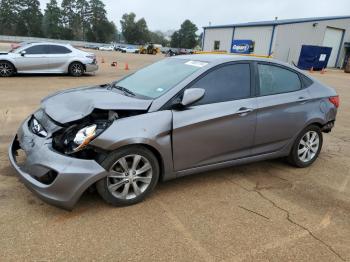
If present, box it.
[139,44,161,55]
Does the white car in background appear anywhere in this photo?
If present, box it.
[99,45,114,51]
[0,42,98,77]
[121,46,140,53]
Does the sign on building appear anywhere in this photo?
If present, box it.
[231,40,255,54]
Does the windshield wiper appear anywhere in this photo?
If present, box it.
[108,84,136,97]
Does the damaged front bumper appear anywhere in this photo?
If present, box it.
[8,117,108,210]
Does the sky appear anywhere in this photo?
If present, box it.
[39,0,350,32]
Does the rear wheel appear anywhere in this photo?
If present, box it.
[0,61,15,77]
[96,146,160,206]
[68,62,84,77]
[288,125,323,167]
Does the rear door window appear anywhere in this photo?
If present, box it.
[258,64,302,96]
[48,45,72,54]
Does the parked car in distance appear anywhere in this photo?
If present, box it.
[0,42,98,77]
[9,55,338,209]
[114,45,125,51]
[99,45,114,51]
[121,46,140,53]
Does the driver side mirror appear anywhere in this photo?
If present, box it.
[20,50,26,56]
[179,88,205,107]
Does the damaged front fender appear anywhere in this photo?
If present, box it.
[90,110,175,180]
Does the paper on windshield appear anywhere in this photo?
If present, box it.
[185,61,208,68]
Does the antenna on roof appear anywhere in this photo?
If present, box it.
[209,21,212,26]
[275,17,278,20]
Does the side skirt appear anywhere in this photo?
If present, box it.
[175,151,287,178]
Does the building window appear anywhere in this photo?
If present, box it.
[214,41,220,50]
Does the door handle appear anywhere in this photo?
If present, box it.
[236,107,254,115]
[298,96,309,104]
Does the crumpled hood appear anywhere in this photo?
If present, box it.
[41,85,152,124]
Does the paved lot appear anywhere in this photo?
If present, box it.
[0,42,350,261]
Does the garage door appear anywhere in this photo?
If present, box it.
[323,27,343,67]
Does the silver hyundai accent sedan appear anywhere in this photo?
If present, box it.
[9,55,338,209]
[0,42,98,77]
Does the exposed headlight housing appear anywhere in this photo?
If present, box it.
[30,117,48,137]
[73,124,97,152]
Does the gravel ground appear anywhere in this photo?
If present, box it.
[0,42,350,261]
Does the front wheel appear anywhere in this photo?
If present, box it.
[288,125,323,167]
[68,62,84,77]
[0,61,15,77]
[96,146,160,206]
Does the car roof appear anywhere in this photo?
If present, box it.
[174,54,298,68]
[175,54,272,63]
[26,42,72,48]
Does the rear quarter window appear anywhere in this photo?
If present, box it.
[300,74,314,88]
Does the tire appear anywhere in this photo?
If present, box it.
[288,125,323,167]
[0,61,15,77]
[68,62,84,77]
[96,146,160,206]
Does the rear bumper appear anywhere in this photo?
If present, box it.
[85,63,98,72]
[8,118,107,210]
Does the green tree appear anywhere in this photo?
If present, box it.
[135,18,150,44]
[178,20,198,49]
[170,31,181,48]
[0,0,18,35]
[149,31,169,46]
[120,13,150,44]
[75,0,90,40]
[86,0,116,42]
[61,0,76,39]
[171,20,198,49]
[42,0,62,39]
[16,0,43,36]
[120,13,137,43]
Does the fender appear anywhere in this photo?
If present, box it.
[91,110,175,180]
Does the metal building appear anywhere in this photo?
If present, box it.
[202,16,350,68]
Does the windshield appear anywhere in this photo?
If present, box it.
[115,59,207,98]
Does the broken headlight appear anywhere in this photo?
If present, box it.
[53,120,110,155]
[73,124,97,152]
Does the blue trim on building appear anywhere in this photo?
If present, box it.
[268,25,276,56]
[335,29,346,67]
[230,27,236,52]
[203,15,350,29]
[201,29,206,50]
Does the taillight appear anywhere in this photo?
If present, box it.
[329,96,339,108]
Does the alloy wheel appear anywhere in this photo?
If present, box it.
[106,154,153,200]
[71,64,83,76]
[0,62,13,77]
[297,131,320,163]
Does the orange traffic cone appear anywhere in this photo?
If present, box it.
[125,63,129,70]
[101,57,105,63]
[309,67,314,73]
